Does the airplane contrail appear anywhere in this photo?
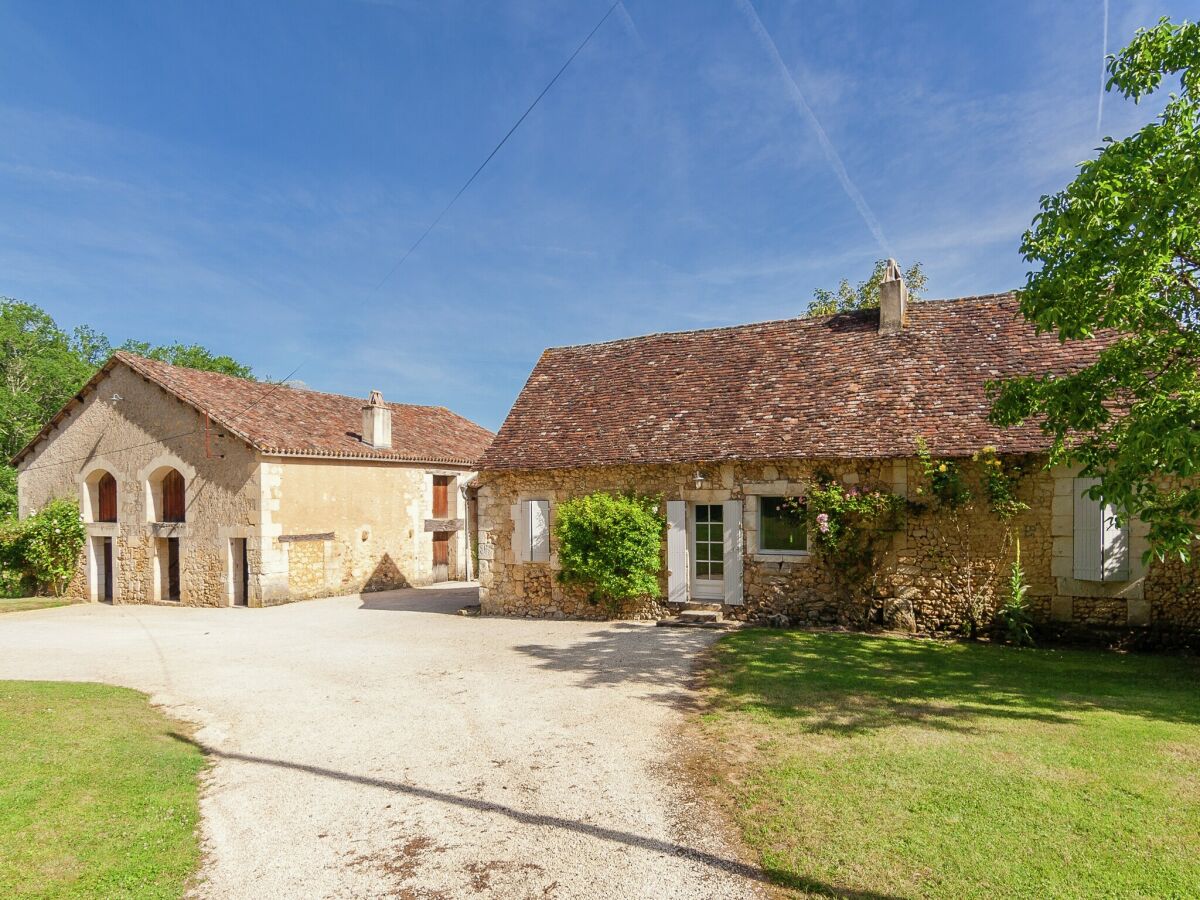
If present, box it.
[734,0,893,258]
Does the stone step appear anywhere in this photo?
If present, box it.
[677,609,721,623]
[655,617,731,629]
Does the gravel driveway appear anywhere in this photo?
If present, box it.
[0,585,762,899]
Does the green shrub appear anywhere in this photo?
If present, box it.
[6,498,86,596]
[0,517,31,597]
[553,492,665,615]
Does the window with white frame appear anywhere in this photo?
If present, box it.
[1073,477,1129,582]
[758,496,808,554]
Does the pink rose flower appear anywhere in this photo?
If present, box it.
[816,512,830,534]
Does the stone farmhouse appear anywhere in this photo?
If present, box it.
[476,267,1199,640]
[13,352,493,607]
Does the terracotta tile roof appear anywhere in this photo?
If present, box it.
[479,293,1108,470]
[13,352,494,467]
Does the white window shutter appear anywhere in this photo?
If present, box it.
[666,501,688,604]
[1073,478,1103,581]
[529,500,550,563]
[722,500,744,606]
[1101,503,1130,582]
[512,501,529,564]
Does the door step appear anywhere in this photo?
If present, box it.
[656,608,730,629]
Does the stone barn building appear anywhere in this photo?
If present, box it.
[13,352,493,607]
[476,267,1199,642]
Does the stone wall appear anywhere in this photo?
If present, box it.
[476,458,1200,638]
[17,364,261,607]
[262,457,473,603]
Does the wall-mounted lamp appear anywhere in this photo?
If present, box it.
[692,469,705,489]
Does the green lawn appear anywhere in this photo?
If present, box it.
[0,597,74,615]
[700,631,1200,899]
[0,682,207,899]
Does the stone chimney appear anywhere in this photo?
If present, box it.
[361,390,392,450]
[878,258,908,335]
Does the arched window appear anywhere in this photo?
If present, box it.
[147,466,187,523]
[161,469,186,523]
[82,467,118,523]
[97,473,117,523]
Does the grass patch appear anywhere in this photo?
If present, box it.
[700,630,1200,899]
[0,681,206,899]
[0,597,74,615]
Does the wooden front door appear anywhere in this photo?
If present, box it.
[166,538,181,601]
[432,532,449,583]
[102,537,113,601]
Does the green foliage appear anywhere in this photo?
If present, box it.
[996,538,1035,647]
[0,517,31,598]
[973,446,1030,520]
[0,297,254,519]
[117,340,255,380]
[0,300,95,468]
[988,18,1200,562]
[914,437,971,508]
[790,480,904,558]
[553,492,665,614]
[787,476,905,618]
[806,258,927,318]
[11,499,86,596]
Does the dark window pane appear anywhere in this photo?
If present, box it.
[696,505,709,522]
[711,505,723,523]
[760,497,807,552]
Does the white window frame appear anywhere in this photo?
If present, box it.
[756,495,809,556]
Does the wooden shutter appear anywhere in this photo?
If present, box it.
[1101,504,1130,582]
[512,501,529,564]
[529,500,550,563]
[162,470,186,523]
[722,500,744,606]
[1073,478,1102,581]
[666,501,688,604]
[97,473,117,523]
[432,476,450,518]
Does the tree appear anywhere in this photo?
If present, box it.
[0,300,94,464]
[117,340,254,380]
[990,18,1200,562]
[805,258,927,318]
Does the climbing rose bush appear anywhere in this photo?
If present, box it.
[554,491,665,615]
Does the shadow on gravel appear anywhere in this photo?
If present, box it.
[513,623,717,709]
[357,586,478,616]
[171,735,798,890]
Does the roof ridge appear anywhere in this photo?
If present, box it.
[113,350,452,415]
[541,291,1019,353]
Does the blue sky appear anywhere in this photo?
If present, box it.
[0,0,1187,430]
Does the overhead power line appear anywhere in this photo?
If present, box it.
[375,1,621,288]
